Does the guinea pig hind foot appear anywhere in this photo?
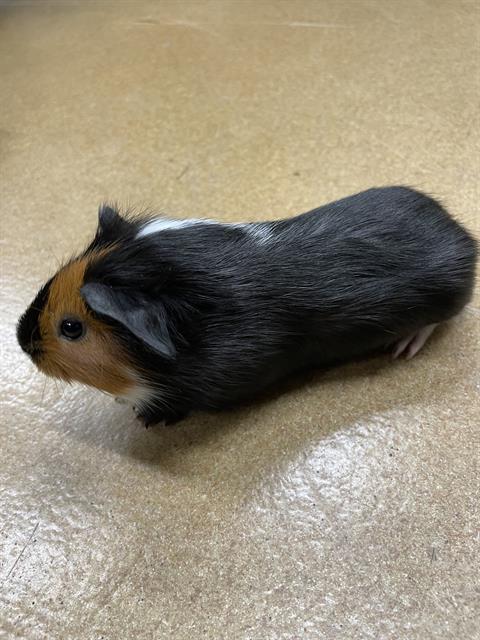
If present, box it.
[392,323,438,360]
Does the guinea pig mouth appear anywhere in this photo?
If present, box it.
[30,347,44,361]
[19,340,43,361]
[26,347,44,368]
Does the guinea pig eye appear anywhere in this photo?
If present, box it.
[59,318,85,341]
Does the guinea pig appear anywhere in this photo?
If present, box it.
[17,186,477,426]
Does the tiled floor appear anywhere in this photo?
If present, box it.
[1,1,478,638]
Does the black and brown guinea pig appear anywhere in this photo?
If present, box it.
[17,186,477,425]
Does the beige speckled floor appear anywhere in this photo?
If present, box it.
[1,1,479,638]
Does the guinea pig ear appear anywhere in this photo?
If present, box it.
[97,204,123,234]
[92,204,134,247]
[80,282,176,359]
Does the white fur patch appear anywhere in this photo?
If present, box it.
[241,223,273,244]
[118,381,153,412]
[137,216,275,246]
[136,217,213,238]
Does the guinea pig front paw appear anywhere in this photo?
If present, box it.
[163,410,189,426]
[133,406,189,428]
[131,406,160,428]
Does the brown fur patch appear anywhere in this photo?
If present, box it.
[37,252,136,396]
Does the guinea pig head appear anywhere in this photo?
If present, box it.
[16,253,134,395]
[16,207,176,396]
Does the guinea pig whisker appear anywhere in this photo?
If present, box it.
[96,358,107,380]
[46,244,62,268]
[40,376,48,404]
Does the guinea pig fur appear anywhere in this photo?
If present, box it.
[17,186,477,426]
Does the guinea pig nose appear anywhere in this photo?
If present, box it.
[18,336,42,358]
[17,311,43,357]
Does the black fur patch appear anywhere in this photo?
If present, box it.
[17,276,53,356]
[85,204,143,253]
